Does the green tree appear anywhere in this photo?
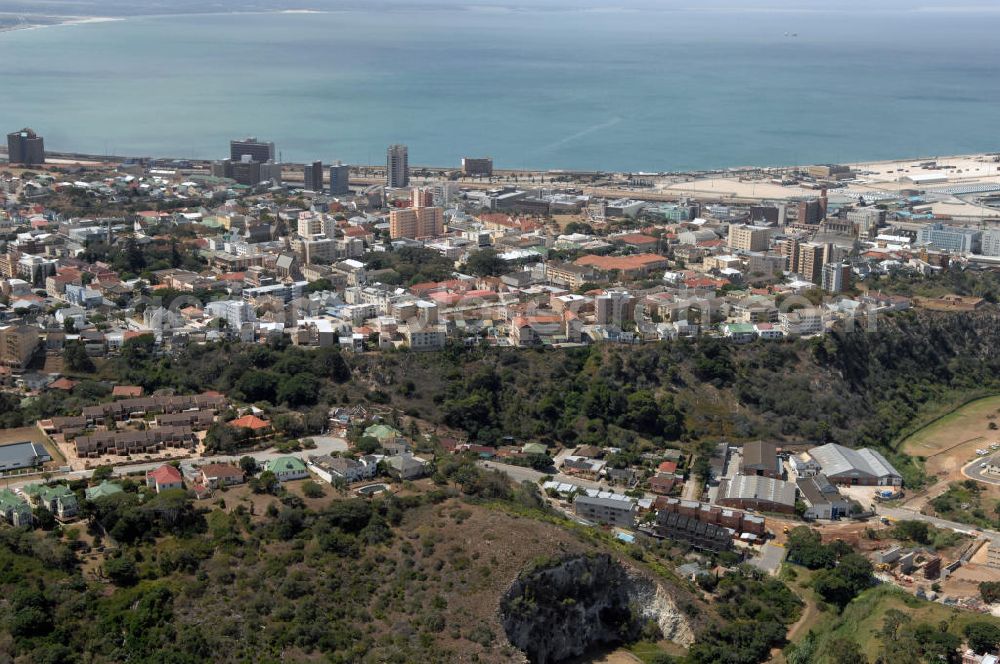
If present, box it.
[105,554,138,586]
[302,481,325,499]
[63,340,95,373]
[239,456,258,476]
[828,638,868,664]
[464,248,506,277]
[277,373,320,407]
[813,554,873,609]
[980,581,1000,604]
[965,621,1000,655]
[91,465,114,482]
[786,527,836,569]
[251,470,279,495]
[32,506,56,530]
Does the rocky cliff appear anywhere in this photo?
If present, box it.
[500,554,694,664]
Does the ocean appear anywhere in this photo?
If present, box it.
[1,6,999,172]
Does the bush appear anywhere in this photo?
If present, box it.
[302,481,325,499]
[105,554,138,586]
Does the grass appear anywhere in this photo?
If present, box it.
[787,585,1000,663]
[628,640,672,662]
[899,394,1000,457]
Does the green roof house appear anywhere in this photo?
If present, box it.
[0,489,32,527]
[364,424,401,442]
[23,484,79,520]
[85,481,124,501]
[522,443,548,456]
[264,456,308,482]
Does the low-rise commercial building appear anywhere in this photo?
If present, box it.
[574,494,636,528]
[808,443,902,486]
[716,475,797,513]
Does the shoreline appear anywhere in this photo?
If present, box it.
[0,15,122,34]
[5,146,997,179]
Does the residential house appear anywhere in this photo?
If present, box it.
[198,463,245,489]
[84,480,123,501]
[561,455,606,478]
[308,454,378,484]
[146,464,184,493]
[364,424,401,443]
[265,456,309,482]
[650,473,680,496]
[384,452,429,480]
[24,484,79,520]
[0,489,32,526]
[229,414,271,434]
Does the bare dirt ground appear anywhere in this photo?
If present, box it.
[0,425,65,468]
[899,396,1000,509]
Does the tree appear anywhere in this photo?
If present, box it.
[277,373,320,407]
[964,622,1000,655]
[251,470,279,495]
[105,554,138,586]
[235,369,278,404]
[980,581,1000,604]
[464,248,506,277]
[813,554,873,609]
[786,527,836,569]
[63,340,95,373]
[239,456,258,476]
[32,506,56,530]
[302,481,325,499]
[828,638,868,664]
[893,520,931,544]
[91,465,114,482]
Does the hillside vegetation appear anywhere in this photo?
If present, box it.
[0,460,721,664]
[24,309,1000,487]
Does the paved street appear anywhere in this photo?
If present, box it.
[749,542,786,576]
[963,458,1000,486]
[876,503,1000,540]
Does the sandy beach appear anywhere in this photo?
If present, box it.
[0,15,121,34]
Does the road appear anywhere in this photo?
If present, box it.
[749,542,786,576]
[963,458,1000,486]
[876,504,1000,540]
[2,437,350,492]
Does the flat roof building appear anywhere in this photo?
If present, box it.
[304,160,323,192]
[329,161,350,195]
[462,157,493,176]
[7,128,45,165]
[230,137,275,163]
[386,144,409,188]
[574,494,636,528]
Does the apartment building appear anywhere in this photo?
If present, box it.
[0,325,39,371]
[389,206,444,239]
[727,224,771,252]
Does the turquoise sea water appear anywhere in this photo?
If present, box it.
[1,8,999,171]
